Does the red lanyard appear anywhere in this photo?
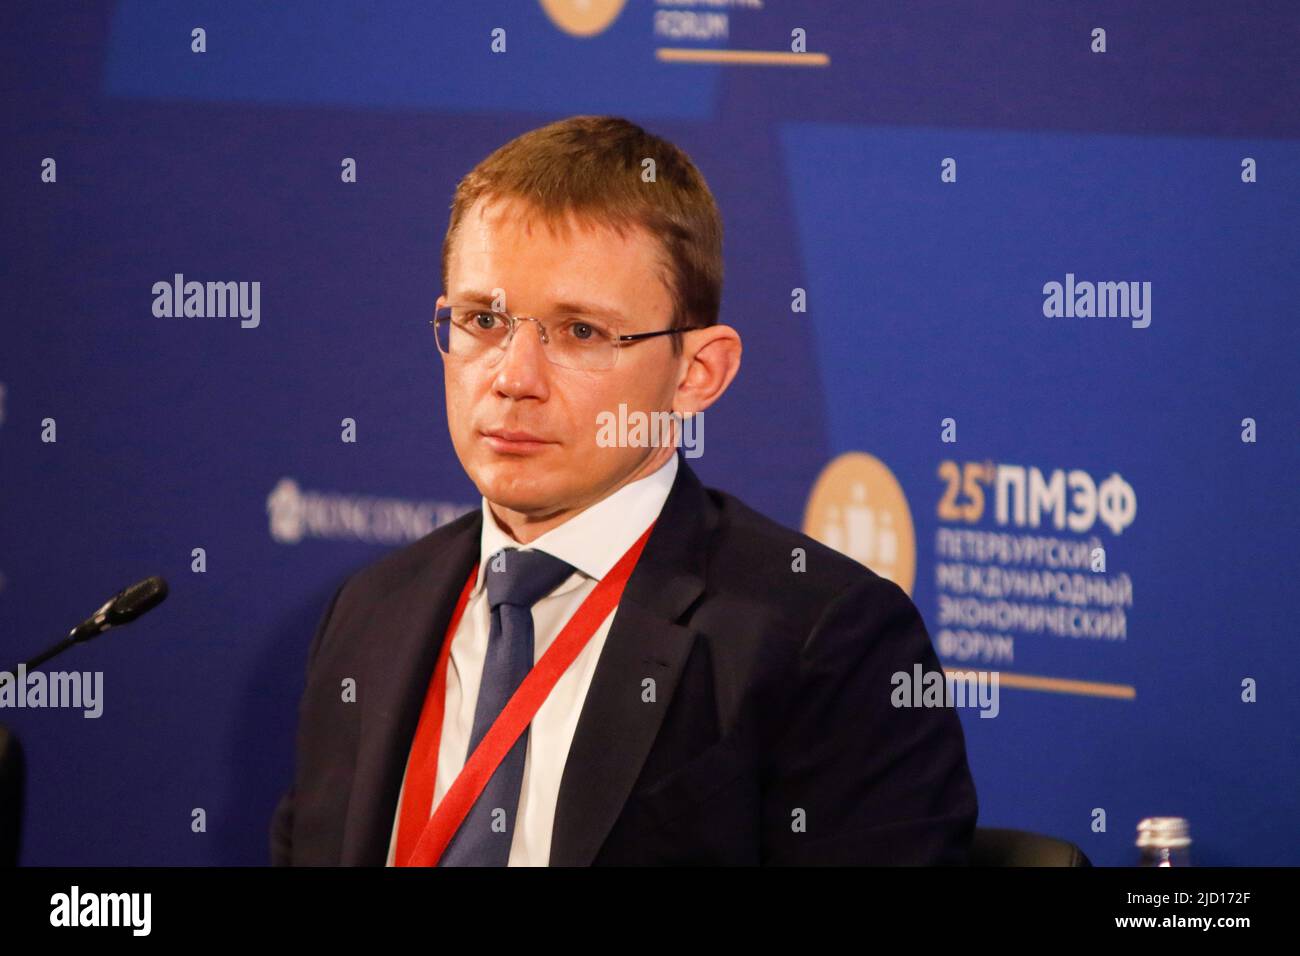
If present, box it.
[395,521,656,867]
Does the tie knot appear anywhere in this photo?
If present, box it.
[485,547,575,610]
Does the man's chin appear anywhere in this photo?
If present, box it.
[473,464,567,516]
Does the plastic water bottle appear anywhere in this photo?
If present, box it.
[1136,817,1191,866]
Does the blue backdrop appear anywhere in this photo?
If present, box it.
[2,1,1297,865]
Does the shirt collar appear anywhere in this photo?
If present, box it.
[473,452,678,594]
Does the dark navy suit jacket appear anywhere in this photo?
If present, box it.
[271,459,979,865]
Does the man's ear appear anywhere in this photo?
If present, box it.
[434,294,448,363]
[673,324,742,415]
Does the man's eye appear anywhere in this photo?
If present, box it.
[560,319,609,342]
[454,310,501,330]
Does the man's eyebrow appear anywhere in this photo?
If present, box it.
[455,290,626,321]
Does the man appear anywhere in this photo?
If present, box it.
[271,115,978,866]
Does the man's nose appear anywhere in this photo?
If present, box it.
[492,318,550,400]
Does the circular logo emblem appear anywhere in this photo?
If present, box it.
[539,0,627,37]
[802,452,917,595]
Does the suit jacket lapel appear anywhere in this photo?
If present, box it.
[340,509,481,865]
[548,458,715,866]
[340,457,715,866]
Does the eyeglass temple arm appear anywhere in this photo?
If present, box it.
[616,327,701,343]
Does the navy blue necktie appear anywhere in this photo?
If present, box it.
[437,546,575,866]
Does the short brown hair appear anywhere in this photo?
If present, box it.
[440,115,723,348]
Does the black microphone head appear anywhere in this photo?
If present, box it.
[106,576,168,625]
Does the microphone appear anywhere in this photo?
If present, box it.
[67,576,169,645]
[2,576,168,681]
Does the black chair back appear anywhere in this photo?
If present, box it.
[971,827,1092,866]
[0,724,23,866]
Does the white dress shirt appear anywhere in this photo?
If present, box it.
[386,452,679,866]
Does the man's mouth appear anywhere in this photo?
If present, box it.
[479,427,556,455]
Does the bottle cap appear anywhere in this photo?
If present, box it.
[1136,816,1191,849]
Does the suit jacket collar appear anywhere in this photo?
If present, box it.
[549,457,713,865]
[340,456,715,865]
[474,451,679,588]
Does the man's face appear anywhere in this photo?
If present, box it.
[439,195,683,525]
